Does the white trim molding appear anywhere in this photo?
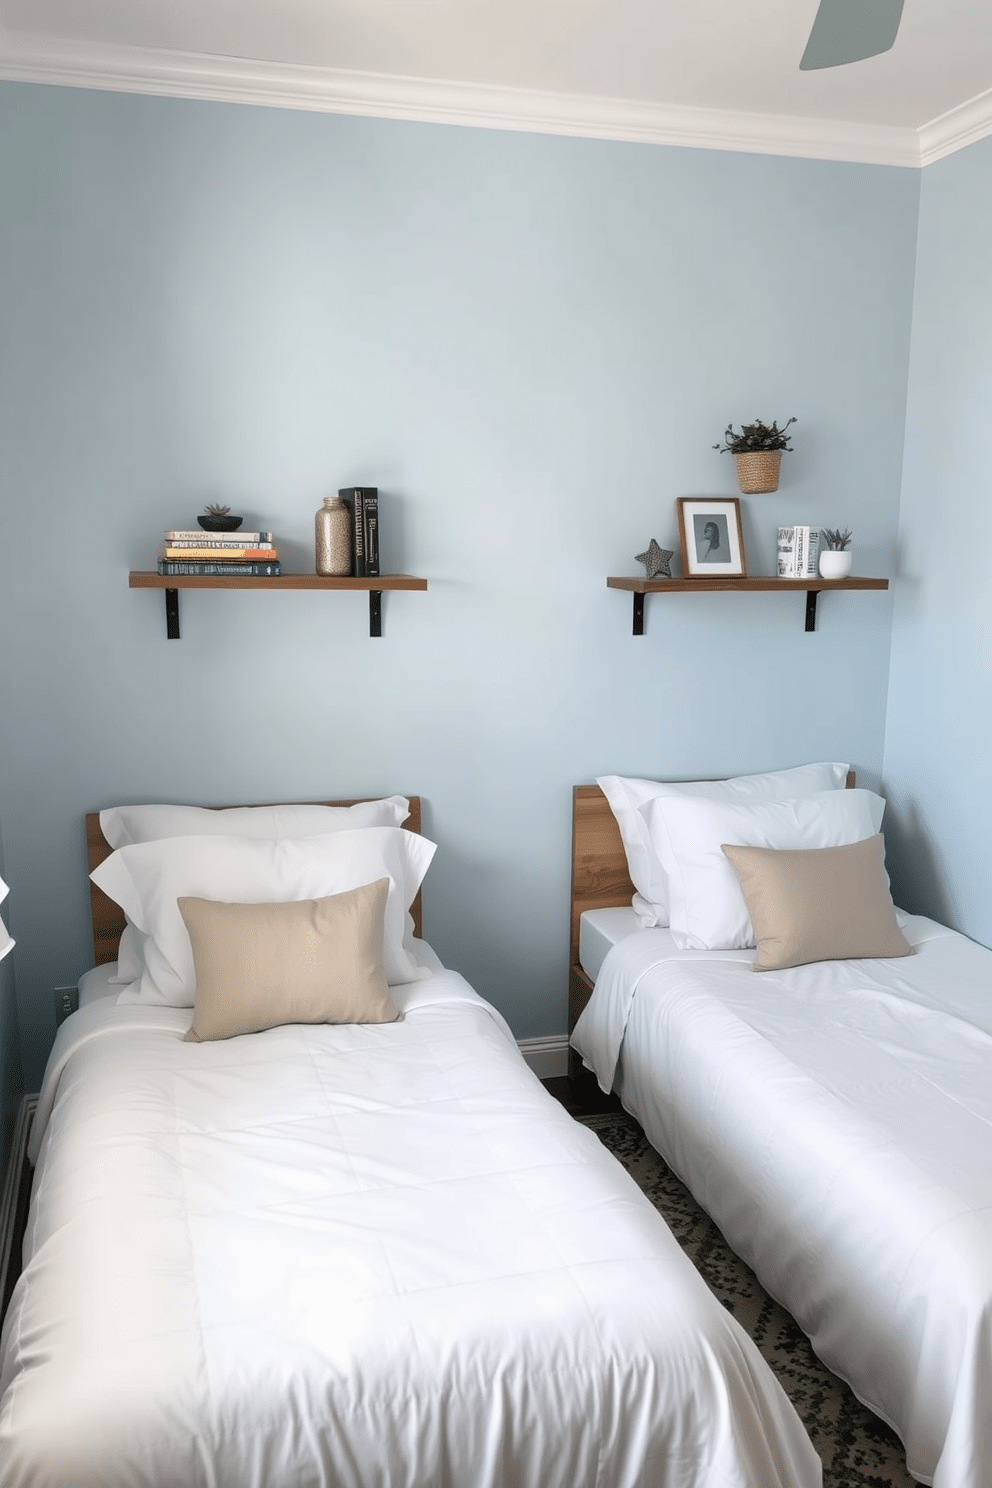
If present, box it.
[517,1035,570,1081]
[0,32,925,168]
[919,88,992,167]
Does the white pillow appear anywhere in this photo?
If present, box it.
[640,788,885,951]
[100,796,410,849]
[112,926,149,987]
[597,763,850,927]
[101,797,410,985]
[90,827,436,1006]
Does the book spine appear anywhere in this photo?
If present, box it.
[777,527,798,578]
[163,538,276,550]
[363,489,379,577]
[355,491,366,577]
[339,488,367,576]
[806,527,822,577]
[161,547,279,560]
[794,526,807,579]
[164,530,274,542]
[157,560,282,576]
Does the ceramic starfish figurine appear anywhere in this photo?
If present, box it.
[635,539,674,579]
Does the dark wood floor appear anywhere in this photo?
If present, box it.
[542,1070,623,1119]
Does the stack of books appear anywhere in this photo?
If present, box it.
[157,530,281,576]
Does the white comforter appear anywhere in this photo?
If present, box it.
[571,916,992,1488]
[0,967,818,1488]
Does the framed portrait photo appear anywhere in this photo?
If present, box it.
[676,497,747,578]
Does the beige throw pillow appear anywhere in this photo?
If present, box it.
[721,835,913,972]
[180,877,398,1042]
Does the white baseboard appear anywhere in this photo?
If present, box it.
[517,1035,570,1080]
[0,1095,36,1316]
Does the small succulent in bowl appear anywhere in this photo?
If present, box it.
[198,503,244,533]
[821,527,853,550]
[713,417,797,454]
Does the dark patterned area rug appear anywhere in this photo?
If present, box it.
[582,1110,917,1488]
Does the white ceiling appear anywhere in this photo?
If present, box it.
[2,0,991,167]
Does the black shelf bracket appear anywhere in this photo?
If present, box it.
[630,586,824,634]
[165,588,180,640]
[158,583,393,638]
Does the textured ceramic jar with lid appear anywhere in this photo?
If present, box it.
[315,495,352,576]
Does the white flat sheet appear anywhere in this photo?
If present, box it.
[1,967,818,1488]
[571,916,992,1488]
[77,962,118,1007]
[578,906,642,982]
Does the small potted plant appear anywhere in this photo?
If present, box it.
[818,527,853,579]
[714,417,797,493]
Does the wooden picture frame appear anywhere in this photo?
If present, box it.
[677,497,747,578]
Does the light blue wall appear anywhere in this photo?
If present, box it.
[0,951,20,1189]
[0,826,24,1182]
[882,136,992,943]
[0,83,919,1090]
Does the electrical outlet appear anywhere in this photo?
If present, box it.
[54,986,79,1026]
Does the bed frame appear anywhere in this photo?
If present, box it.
[567,776,855,1078]
[85,796,423,966]
[567,787,632,1078]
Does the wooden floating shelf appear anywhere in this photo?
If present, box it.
[129,572,428,640]
[606,575,890,634]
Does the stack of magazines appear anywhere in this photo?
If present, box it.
[157,530,281,576]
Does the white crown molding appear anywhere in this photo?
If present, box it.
[0,32,925,168]
[918,87,992,167]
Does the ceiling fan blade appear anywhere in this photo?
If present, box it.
[800,0,904,70]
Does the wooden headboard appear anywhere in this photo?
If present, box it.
[568,786,634,971]
[85,796,423,966]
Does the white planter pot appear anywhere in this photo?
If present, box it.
[818,548,852,579]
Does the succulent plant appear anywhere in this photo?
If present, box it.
[714,418,797,454]
[822,527,853,550]
[203,503,232,518]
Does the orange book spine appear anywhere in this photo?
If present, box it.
[161,546,278,560]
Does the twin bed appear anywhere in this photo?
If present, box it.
[0,794,819,1488]
[568,773,992,1488]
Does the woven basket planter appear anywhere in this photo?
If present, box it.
[733,450,782,493]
